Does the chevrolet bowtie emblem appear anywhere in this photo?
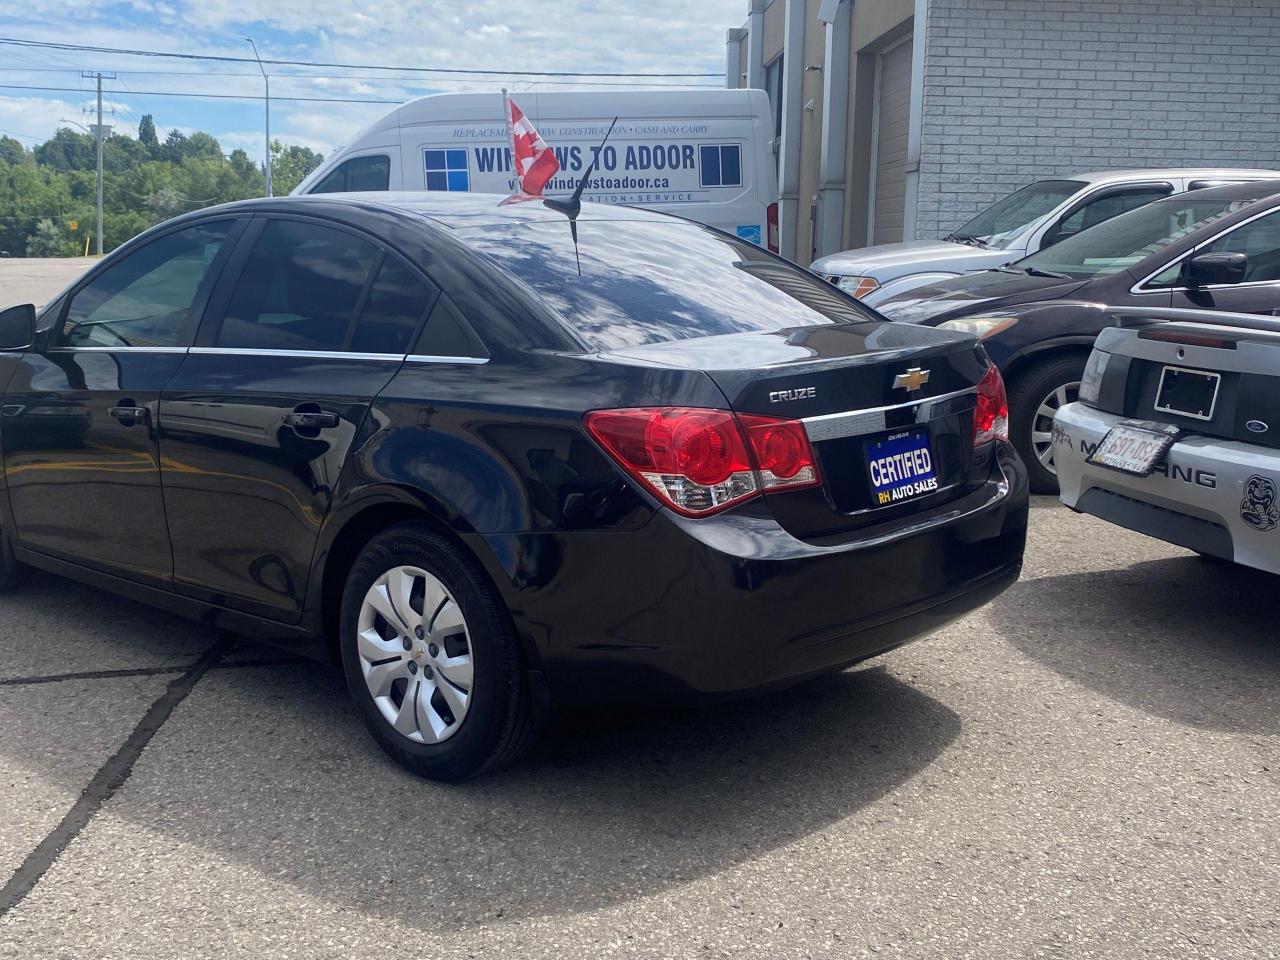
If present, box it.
[893,367,931,392]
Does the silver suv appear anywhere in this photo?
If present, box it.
[812,169,1280,305]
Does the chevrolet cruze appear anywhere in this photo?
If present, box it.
[0,194,1028,780]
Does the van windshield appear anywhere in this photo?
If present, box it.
[1015,196,1258,280]
[462,219,874,351]
[949,179,1085,250]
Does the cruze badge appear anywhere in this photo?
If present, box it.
[769,386,816,403]
[893,367,931,392]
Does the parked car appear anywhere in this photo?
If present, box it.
[0,193,1028,781]
[811,168,1280,306]
[1055,306,1280,575]
[873,180,1280,493]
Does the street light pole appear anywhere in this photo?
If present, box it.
[246,38,272,197]
[78,71,114,255]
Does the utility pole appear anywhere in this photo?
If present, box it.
[246,38,271,197]
[82,70,115,256]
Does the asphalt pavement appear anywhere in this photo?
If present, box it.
[0,499,1276,959]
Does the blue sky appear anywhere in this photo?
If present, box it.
[0,1,744,161]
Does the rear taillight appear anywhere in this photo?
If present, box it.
[973,364,1009,446]
[584,407,820,517]
[766,202,779,254]
[738,415,820,491]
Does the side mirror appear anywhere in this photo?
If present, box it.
[0,303,35,351]
[1182,251,1248,286]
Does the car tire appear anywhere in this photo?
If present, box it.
[1007,356,1086,495]
[0,530,24,592]
[339,521,538,781]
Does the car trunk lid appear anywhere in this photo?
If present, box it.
[602,322,998,540]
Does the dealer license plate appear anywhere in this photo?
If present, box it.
[865,428,939,506]
[1087,420,1180,477]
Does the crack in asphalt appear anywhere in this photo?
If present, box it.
[0,655,305,687]
[0,633,238,918]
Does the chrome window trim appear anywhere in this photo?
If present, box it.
[46,346,190,354]
[404,354,489,365]
[1129,203,1280,295]
[188,347,406,362]
[801,385,977,443]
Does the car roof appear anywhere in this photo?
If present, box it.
[1145,179,1280,203]
[1065,167,1280,184]
[265,191,677,230]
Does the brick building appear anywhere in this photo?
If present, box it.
[725,0,1280,266]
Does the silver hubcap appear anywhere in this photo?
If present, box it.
[1031,380,1081,475]
[357,565,474,744]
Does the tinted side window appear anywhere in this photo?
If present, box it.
[412,294,488,359]
[1052,187,1172,243]
[61,220,233,348]
[351,258,437,354]
[1204,212,1280,282]
[217,220,380,352]
[309,155,390,193]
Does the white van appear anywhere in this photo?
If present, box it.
[292,89,779,250]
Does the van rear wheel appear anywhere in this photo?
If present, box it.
[339,521,538,781]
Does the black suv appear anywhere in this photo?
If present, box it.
[0,194,1028,779]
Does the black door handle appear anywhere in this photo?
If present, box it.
[108,404,148,425]
[282,410,340,429]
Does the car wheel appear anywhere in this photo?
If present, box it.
[0,530,24,592]
[339,521,538,781]
[1007,356,1085,495]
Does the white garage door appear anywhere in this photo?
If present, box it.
[870,37,913,245]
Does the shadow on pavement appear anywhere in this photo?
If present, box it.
[96,657,958,928]
[988,555,1280,734]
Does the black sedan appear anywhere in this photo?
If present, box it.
[876,181,1280,492]
[0,194,1027,780]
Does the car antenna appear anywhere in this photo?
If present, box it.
[544,116,618,277]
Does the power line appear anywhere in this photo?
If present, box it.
[0,82,402,105]
[0,36,723,78]
[0,66,720,87]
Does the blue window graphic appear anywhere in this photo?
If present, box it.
[699,144,743,188]
[425,149,470,191]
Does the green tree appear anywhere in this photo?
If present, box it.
[161,129,189,164]
[138,114,158,155]
[227,148,263,188]
[185,131,223,161]
[270,139,323,195]
[104,134,149,174]
[34,128,96,172]
[25,218,74,257]
[0,136,29,166]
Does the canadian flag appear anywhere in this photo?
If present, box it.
[501,92,561,204]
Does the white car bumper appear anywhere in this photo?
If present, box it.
[1054,402,1280,575]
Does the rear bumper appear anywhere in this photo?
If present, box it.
[468,444,1028,706]
[1055,403,1280,574]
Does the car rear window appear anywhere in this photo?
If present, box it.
[462,219,873,351]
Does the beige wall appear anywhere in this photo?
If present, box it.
[763,0,785,63]
[793,0,827,265]
[840,0,915,250]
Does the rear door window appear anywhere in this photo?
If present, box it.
[309,155,391,193]
[463,219,872,351]
[61,220,233,348]
[1046,185,1173,246]
[215,220,435,354]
